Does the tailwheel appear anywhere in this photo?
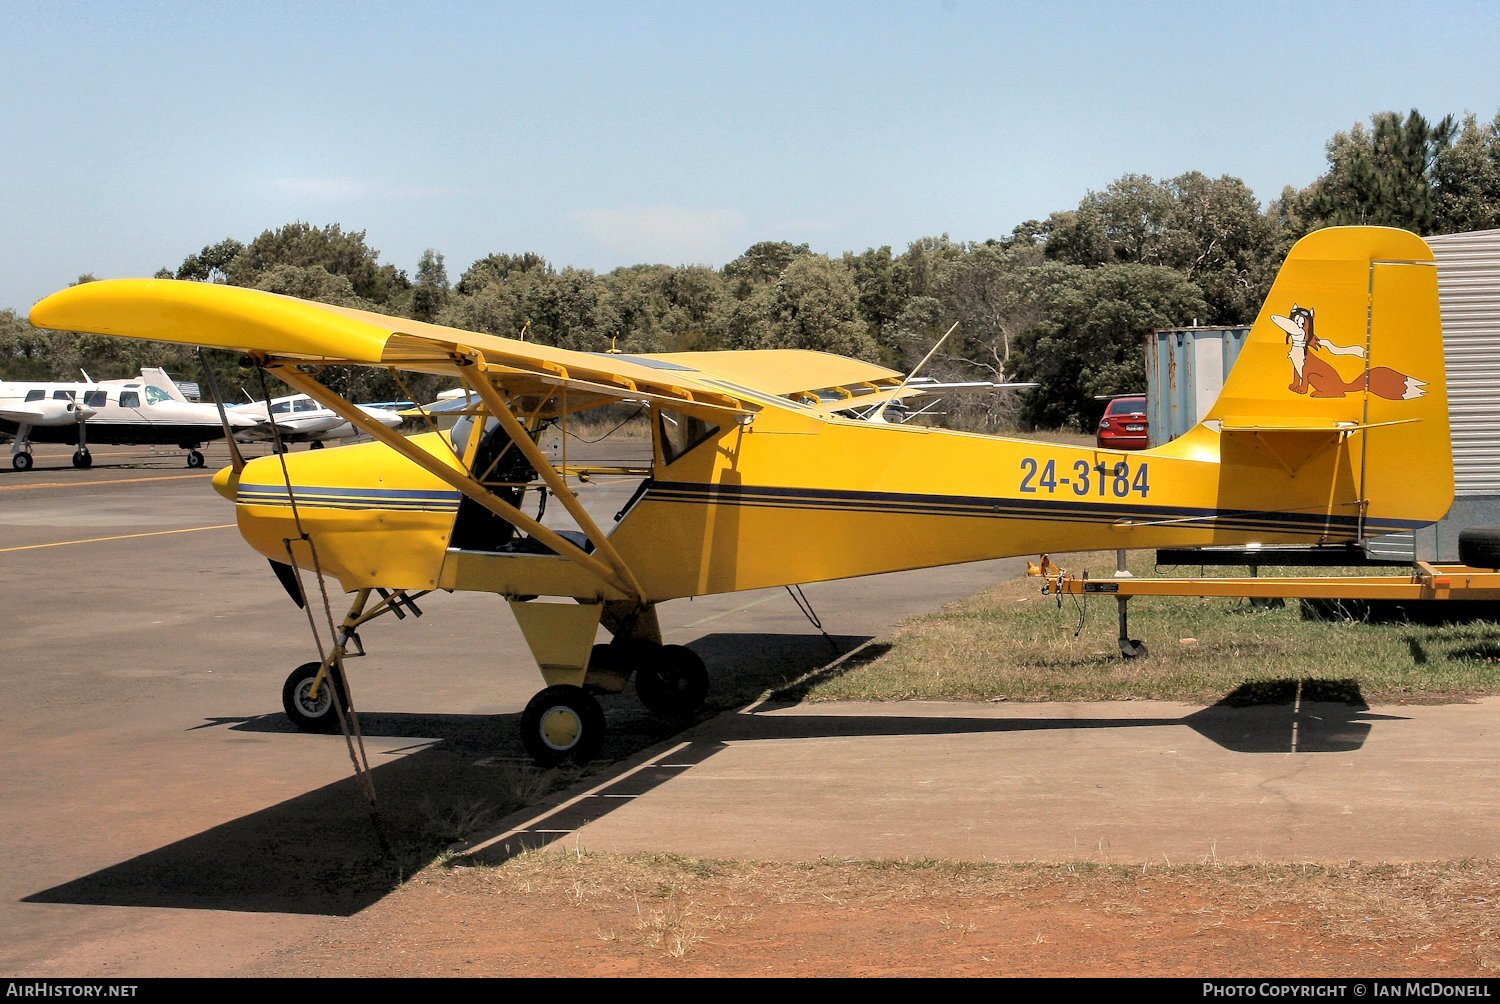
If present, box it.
[72,449,92,469]
[633,644,710,718]
[281,661,349,733]
[186,449,205,468]
[520,684,605,766]
[13,452,33,471]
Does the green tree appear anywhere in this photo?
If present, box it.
[456,252,551,295]
[842,246,907,352]
[410,249,450,322]
[1434,112,1500,233]
[764,256,876,358]
[175,238,245,282]
[249,263,371,307]
[228,223,408,305]
[0,309,58,380]
[521,268,618,351]
[1307,110,1457,232]
[1013,264,1207,429]
[722,241,811,297]
[1043,172,1278,323]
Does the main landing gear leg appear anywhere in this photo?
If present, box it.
[509,598,610,766]
[508,600,715,767]
[11,424,34,471]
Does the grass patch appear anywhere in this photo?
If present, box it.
[802,552,1500,704]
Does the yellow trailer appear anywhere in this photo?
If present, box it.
[1033,555,1500,658]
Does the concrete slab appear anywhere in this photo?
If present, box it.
[466,695,1500,865]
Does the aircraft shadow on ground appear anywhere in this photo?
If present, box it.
[24,664,1397,916]
[21,631,861,917]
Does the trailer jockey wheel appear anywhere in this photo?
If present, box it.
[633,644,710,718]
[520,685,606,766]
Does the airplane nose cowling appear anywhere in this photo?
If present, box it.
[211,464,239,501]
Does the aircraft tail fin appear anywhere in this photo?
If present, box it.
[140,367,189,402]
[1202,226,1452,530]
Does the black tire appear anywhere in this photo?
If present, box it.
[13,452,33,472]
[1458,528,1500,569]
[520,685,605,766]
[310,441,325,450]
[186,450,205,469]
[281,661,348,733]
[633,644,710,718]
[72,450,91,469]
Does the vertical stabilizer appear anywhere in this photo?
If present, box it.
[1203,227,1452,529]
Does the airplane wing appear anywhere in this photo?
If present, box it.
[30,279,758,420]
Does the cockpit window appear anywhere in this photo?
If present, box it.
[269,399,292,415]
[144,386,172,405]
[83,391,107,407]
[119,391,140,408]
[658,409,720,465]
[293,397,320,413]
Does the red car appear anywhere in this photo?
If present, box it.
[1096,394,1149,450]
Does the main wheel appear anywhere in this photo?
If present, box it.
[633,644,710,718]
[281,661,349,733]
[310,441,325,450]
[186,450,205,468]
[12,452,33,471]
[520,685,605,766]
[72,449,92,469]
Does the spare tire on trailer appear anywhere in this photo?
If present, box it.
[1457,528,1500,569]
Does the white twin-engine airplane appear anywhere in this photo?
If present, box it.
[0,367,260,470]
[230,393,405,449]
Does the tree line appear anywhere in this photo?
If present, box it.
[5,108,1499,430]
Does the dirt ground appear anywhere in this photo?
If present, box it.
[248,854,1500,978]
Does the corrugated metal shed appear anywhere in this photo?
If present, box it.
[1429,229,1500,496]
[1367,229,1500,561]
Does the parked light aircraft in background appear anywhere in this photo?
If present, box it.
[231,393,405,449]
[0,366,259,469]
[29,227,1452,765]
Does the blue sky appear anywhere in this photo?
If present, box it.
[3,0,1498,313]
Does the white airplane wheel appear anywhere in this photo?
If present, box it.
[281,662,348,733]
[12,452,33,472]
[520,685,605,766]
[187,450,205,468]
[633,644,710,718]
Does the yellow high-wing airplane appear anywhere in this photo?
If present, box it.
[29,227,1453,765]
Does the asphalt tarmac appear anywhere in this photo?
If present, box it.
[1,440,1496,976]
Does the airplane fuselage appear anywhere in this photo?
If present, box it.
[216,405,1421,605]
